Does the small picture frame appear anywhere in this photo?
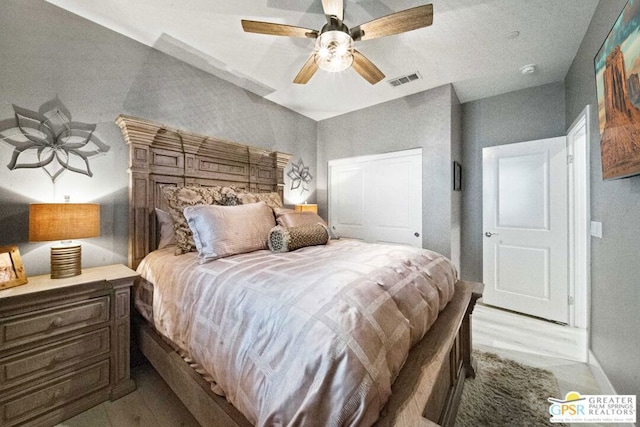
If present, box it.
[0,245,28,290]
[453,161,462,191]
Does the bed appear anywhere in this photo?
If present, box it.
[117,115,482,427]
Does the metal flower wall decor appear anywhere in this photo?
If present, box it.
[287,159,313,194]
[0,98,110,182]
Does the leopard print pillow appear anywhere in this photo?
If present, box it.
[268,224,329,253]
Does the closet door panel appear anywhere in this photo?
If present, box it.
[370,153,422,247]
[328,164,367,241]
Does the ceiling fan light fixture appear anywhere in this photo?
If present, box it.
[241,2,435,84]
[314,30,354,72]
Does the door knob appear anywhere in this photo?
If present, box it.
[414,232,420,237]
[484,232,499,237]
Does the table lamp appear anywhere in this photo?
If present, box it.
[29,201,100,279]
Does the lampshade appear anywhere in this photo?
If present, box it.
[29,203,100,279]
[29,203,100,242]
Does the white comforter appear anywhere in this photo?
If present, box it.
[136,239,457,426]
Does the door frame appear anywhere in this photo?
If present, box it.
[480,106,590,328]
[567,105,591,331]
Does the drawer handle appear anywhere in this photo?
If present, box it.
[49,389,63,405]
[49,354,66,368]
[50,317,64,328]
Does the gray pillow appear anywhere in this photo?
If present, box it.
[155,208,176,249]
[184,202,275,263]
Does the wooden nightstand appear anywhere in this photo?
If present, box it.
[294,203,318,213]
[0,264,138,427]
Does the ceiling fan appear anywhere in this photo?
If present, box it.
[241,0,433,85]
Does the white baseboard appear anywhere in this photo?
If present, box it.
[588,351,636,427]
[588,350,617,395]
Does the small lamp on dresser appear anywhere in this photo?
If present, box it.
[29,200,100,279]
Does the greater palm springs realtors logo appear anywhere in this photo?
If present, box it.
[548,391,636,423]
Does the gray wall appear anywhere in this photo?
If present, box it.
[460,82,567,281]
[0,0,316,276]
[450,89,462,271]
[317,84,459,260]
[565,0,640,399]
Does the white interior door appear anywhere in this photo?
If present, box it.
[482,137,569,323]
[329,149,422,247]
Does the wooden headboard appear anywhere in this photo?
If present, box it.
[116,115,292,269]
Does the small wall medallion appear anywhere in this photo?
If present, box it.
[287,159,313,194]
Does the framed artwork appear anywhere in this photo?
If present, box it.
[594,0,640,180]
[0,245,28,290]
[453,161,462,191]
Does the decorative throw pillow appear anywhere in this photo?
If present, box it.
[268,224,329,253]
[255,192,283,209]
[237,191,283,209]
[275,211,327,228]
[235,190,258,205]
[155,208,176,249]
[161,185,243,253]
[272,207,295,217]
[219,186,242,206]
[183,202,276,263]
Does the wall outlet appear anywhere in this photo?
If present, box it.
[590,221,603,238]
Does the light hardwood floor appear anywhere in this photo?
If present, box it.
[57,306,607,427]
[56,362,200,427]
[473,303,599,395]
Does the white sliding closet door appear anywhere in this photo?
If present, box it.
[328,148,422,247]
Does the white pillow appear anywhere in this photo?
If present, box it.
[155,208,176,249]
[183,202,276,263]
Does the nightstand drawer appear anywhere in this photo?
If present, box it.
[0,360,110,427]
[0,328,110,391]
[0,297,110,350]
[294,203,318,213]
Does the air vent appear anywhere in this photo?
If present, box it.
[388,72,422,87]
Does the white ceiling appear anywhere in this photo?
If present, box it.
[46,0,599,121]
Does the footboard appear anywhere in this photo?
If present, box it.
[375,280,483,427]
[133,279,482,427]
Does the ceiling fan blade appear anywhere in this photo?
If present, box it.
[241,20,318,38]
[350,4,433,41]
[352,50,385,84]
[321,0,344,21]
[293,55,319,84]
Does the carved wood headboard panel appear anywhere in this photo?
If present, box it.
[116,115,292,269]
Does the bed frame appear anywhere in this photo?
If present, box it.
[117,115,483,427]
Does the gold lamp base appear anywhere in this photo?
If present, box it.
[50,243,82,279]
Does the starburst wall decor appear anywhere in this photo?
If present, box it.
[287,159,313,194]
[0,98,109,182]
